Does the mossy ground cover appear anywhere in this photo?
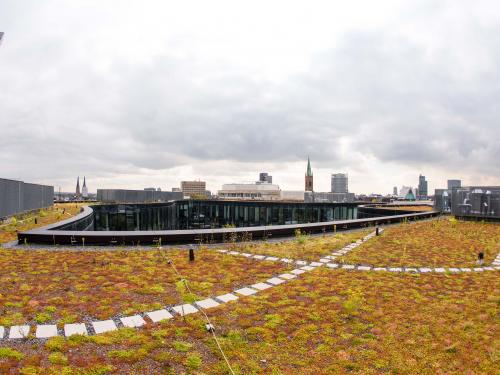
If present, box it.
[0,249,288,325]
[0,203,84,244]
[340,219,500,267]
[227,229,371,261]
[0,269,497,374]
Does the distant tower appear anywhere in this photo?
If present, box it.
[75,176,81,198]
[393,186,398,196]
[82,176,88,199]
[305,157,313,192]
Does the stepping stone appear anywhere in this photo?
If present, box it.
[253,255,266,260]
[280,258,293,263]
[267,277,285,285]
[310,262,324,267]
[64,323,88,336]
[0,326,4,339]
[146,309,173,323]
[473,268,484,272]
[326,263,339,268]
[290,269,306,275]
[460,268,472,272]
[196,298,220,309]
[483,266,494,271]
[319,258,330,263]
[331,252,342,256]
[265,256,279,261]
[448,268,460,273]
[419,268,432,273]
[373,267,387,271]
[252,282,272,290]
[295,260,307,265]
[434,268,446,273]
[36,325,58,338]
[279,273,297,280]
[241,253,253,257]
[235,287,257,296]
[300,265,315,271]
[120,315,146,328]
[357,266,371,271]
[342,265,355,270]
[92,320,117,334]
[388,267,402,272]
[323,255,333,259]
[228,251,239,255]
[405,268,418,273]
[9,325,30,339]
[172,304,198,316]
[216,293,239,303]
[217,249,227,253]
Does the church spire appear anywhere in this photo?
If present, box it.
[76,176,80,197]
[83,176,86,188]
[305,157,313,192]
[306,156,313,177]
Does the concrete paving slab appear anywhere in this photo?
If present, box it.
[235,287,258,296]
[405,268,418,273]
[251,282,272,290]
[196,298,220,309]
[217,249,228,253]
[35,325,58,338]
[9,325,30,339]
[241,253,253,257]
[448,268,460,273]
[419,268,432,273]
[373,267,387,271]
[228,251,240,255]
[290,269,306,275]
[388,267,402,272]
[0,326,4,339]
[473,268,484,272]
[216,293,239,303]
[280,258,293,263]
[279,273,297,280]
[434,267,446,273]
[326,263,339,268]
[146,309,173,323]
[267,277,286,285]
[265,256,279,261]
[483,266,494,271]
[172,304,199,316]
[253,255,266,260]
[295,260,307,265]
[310,262,324,267]
[319,258,330,263]
[92,320,117,334]
[460,268,472,272]
[64,323,88,337]
[120,315,146,328]
[357,266,371,271]
[300,265,315,271]
[342,265,355,269]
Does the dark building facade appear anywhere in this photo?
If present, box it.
[92,200,358,231]
[451,186,500,220]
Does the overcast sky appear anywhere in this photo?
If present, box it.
[1,0,499,195]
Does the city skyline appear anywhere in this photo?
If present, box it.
[1,1,500,195]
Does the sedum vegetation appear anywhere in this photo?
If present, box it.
[340,218,500,267]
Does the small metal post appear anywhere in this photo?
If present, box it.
[376,227,379,236]
[189,248,195,262]
[34,218,37,224]
[478,252,484,265]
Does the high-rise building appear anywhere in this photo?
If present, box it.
[331,173,348,193]
[447,179,461,190]
[259,172,273,184]
[181,181,207,198]
[418,174,428,199]
[82,176,88,198]
[75,176,81,198]
[393,186,398,196]
[305,157,313,192]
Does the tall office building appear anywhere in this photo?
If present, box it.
[393,186,398,196]
[305,157,313,192]
[259,172,273,184]
[447,179,461,190]
[418,174,428,199]
[331,173,348,193]
[181,181,207,198]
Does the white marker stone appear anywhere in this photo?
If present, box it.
[120,315,146,328]
[172,304,198,316]
[279,273,297,280]
[235,287,257,296]
[419,268,432,273]
[146,309,173,323]
[228,251,239,255]
[483,266,494,271]
[217,293,239,302]
[267,277,285,285]
[295,260,307,265]
[448,268,460,273]
[290,269,306,275]
[319,258,330,263]
[342,265,355,270]
[251,282,272,290]
[388,267,402,272]
[460,268,472,272]
[217,249,228,253]
[0,326,4,339]
[64,323,88,336]
[253,255,266,260]
[92,320,117,334]
[434,268,446,273]
[310,262,324,267]
[326,263,339,268]
[35,325,58,338]
[265,256,279,261]
[196,298,220,309]
[9,325,30,339]
[357,266,371,271]
[300,265,315,271]
[405,268,418,273]
[473,268,484,272]
[280,258,293,263]
[373,267,387,271]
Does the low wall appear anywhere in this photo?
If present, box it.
[0,178,54,218]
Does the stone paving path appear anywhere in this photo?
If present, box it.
[1,229,498,342]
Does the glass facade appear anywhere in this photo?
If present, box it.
[91,200,358,231]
